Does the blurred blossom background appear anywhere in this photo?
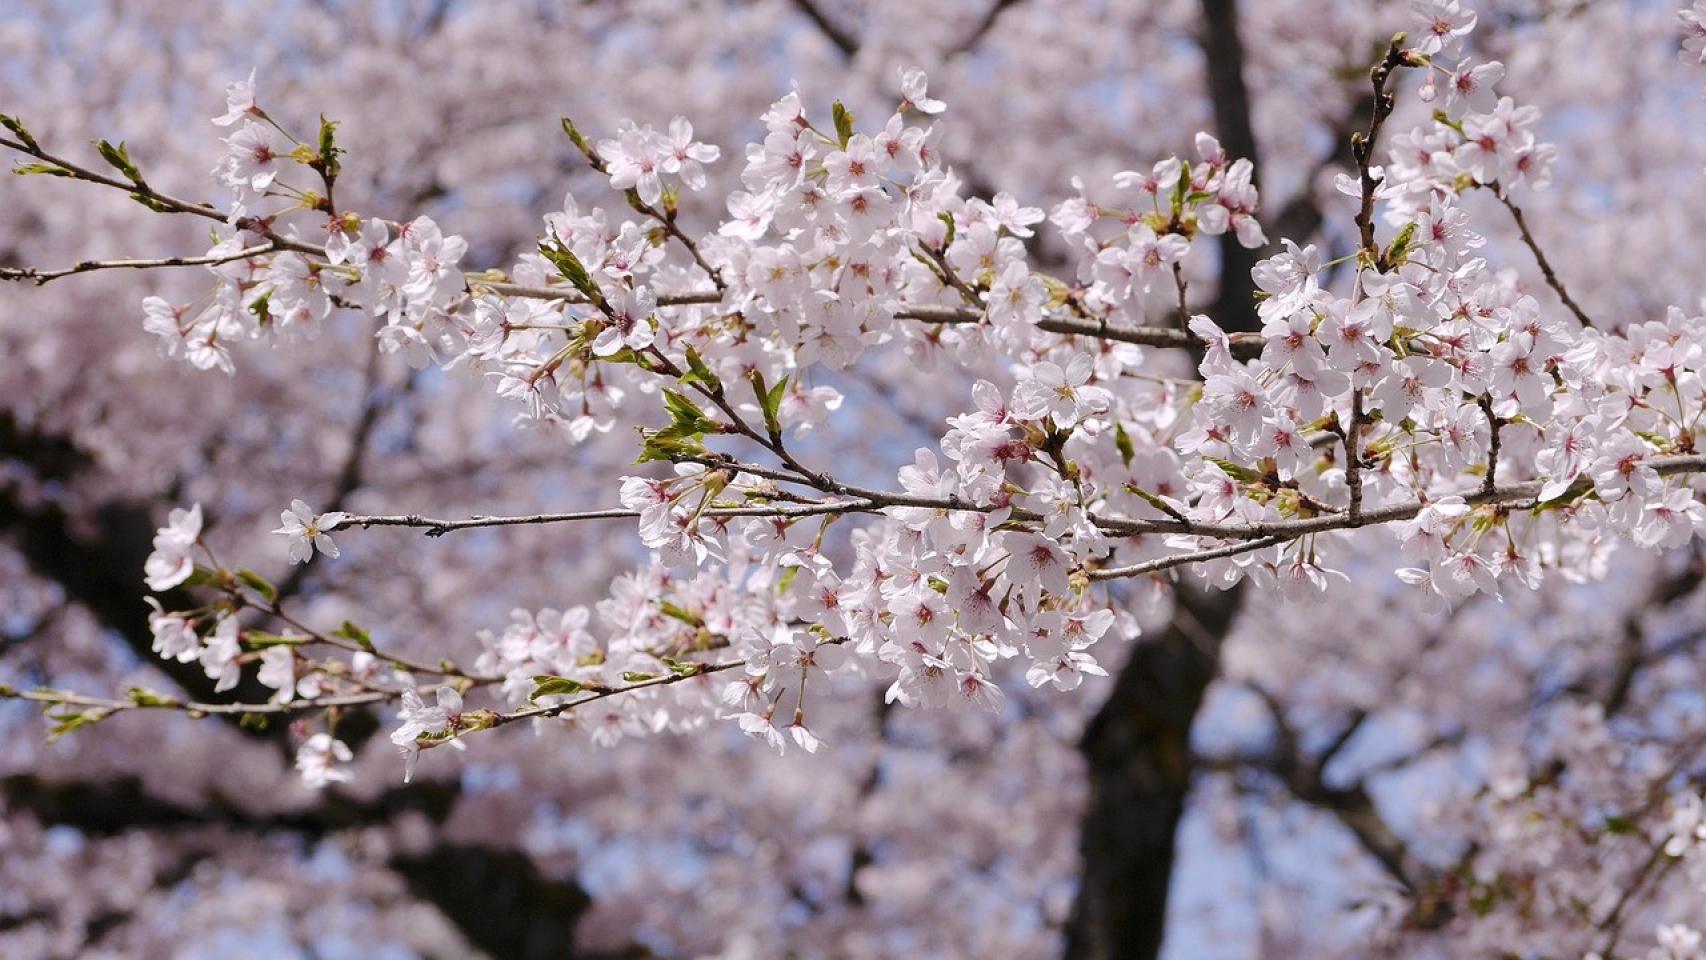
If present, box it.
[4,1,1706,958]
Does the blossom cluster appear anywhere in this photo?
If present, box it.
[114,1,1706,768]
[82,13,1706,951]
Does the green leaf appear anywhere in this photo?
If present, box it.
[316,115,342,178]
[538,235,607,308]
[638,389,716,461]
[529,675,584,700]
[1601,814,1637,836]
[681,345,722,393]
[937,211,956,249]
[1383,221,1418,268]
[248,291,273,328]
[746,371,787,440]
[1206,457,1263,484]
[243,630,302,650]
[1129,486,1180,518]
[831,101,854,148]
[333,620,375,652]
[94,139,140,182]
[637,429,708,464]
[125,686,177,707]
[239,712,270,732]
[1113,422,1135,467]
[1171,162,1191,212]
[183,565,223,588]
[658,601,704,627]
[47,708,107,742]
[237,569,278,604]
[621,671,656,684]
[559,116,591,154]
[13,161,71,177]
[0,113,37,150]
[1431,109,1466,136]
[662,390,713,433]
[661,658,703,677]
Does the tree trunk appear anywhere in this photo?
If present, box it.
[1063,586,1244,960]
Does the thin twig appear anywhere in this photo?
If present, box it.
[344,498,887,537]
[788,0,860,57]
[1495,190,1595,329]
[489,654,752,726]
[1,134,226,222]
[0,244,275,286]
[1481,394,1502,494]
[1346,389,1365,518]
[950,0,1025,56]
[468,278,723,307]
[1350,37,1411,256]
[2,686,390,717]
[1597,839,1679,957]
[1171,262,1191,330]
[1087,535,1288,581]
[0,130,1263,359]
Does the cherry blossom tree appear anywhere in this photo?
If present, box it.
[6,1,1706,958]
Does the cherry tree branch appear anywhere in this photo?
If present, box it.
[343,498,891,537]
[1238,680,1433,896]
[1596,838,1680,957]
[376,441,1706,563]
[269,339,393,610]
[789,0,859,58]
[1199,0,1263,335]
[1480,395,1503,494]
[0,134,227,222]
[1494,190,1595,329]
[248,591,493,681]
[949,0,1025,56]
[1,128,1270,366]
[0,244,276,285]
[1351,37,1410,256]
[1345,390,1366,518]
[469,278,722,307]
[1087,535,1287,581]
[1,685,390,717]
[485,653,754,727]
[904,302,1266,357]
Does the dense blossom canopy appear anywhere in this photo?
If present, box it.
[8,1,1706,957]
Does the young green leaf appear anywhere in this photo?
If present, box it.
[529,675,585,700]
[237,569,279,604]
[243,631,303,650]
[831,101,854,147]
[333,620,375,652]
[47,707,109,742]
[681,345,722,393]
[1113,422,1136,467]
[13,162,71,177]
[316,115,342,178]
[94,139,141,181]
[0,113,37,150]
[125,687,177,707]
